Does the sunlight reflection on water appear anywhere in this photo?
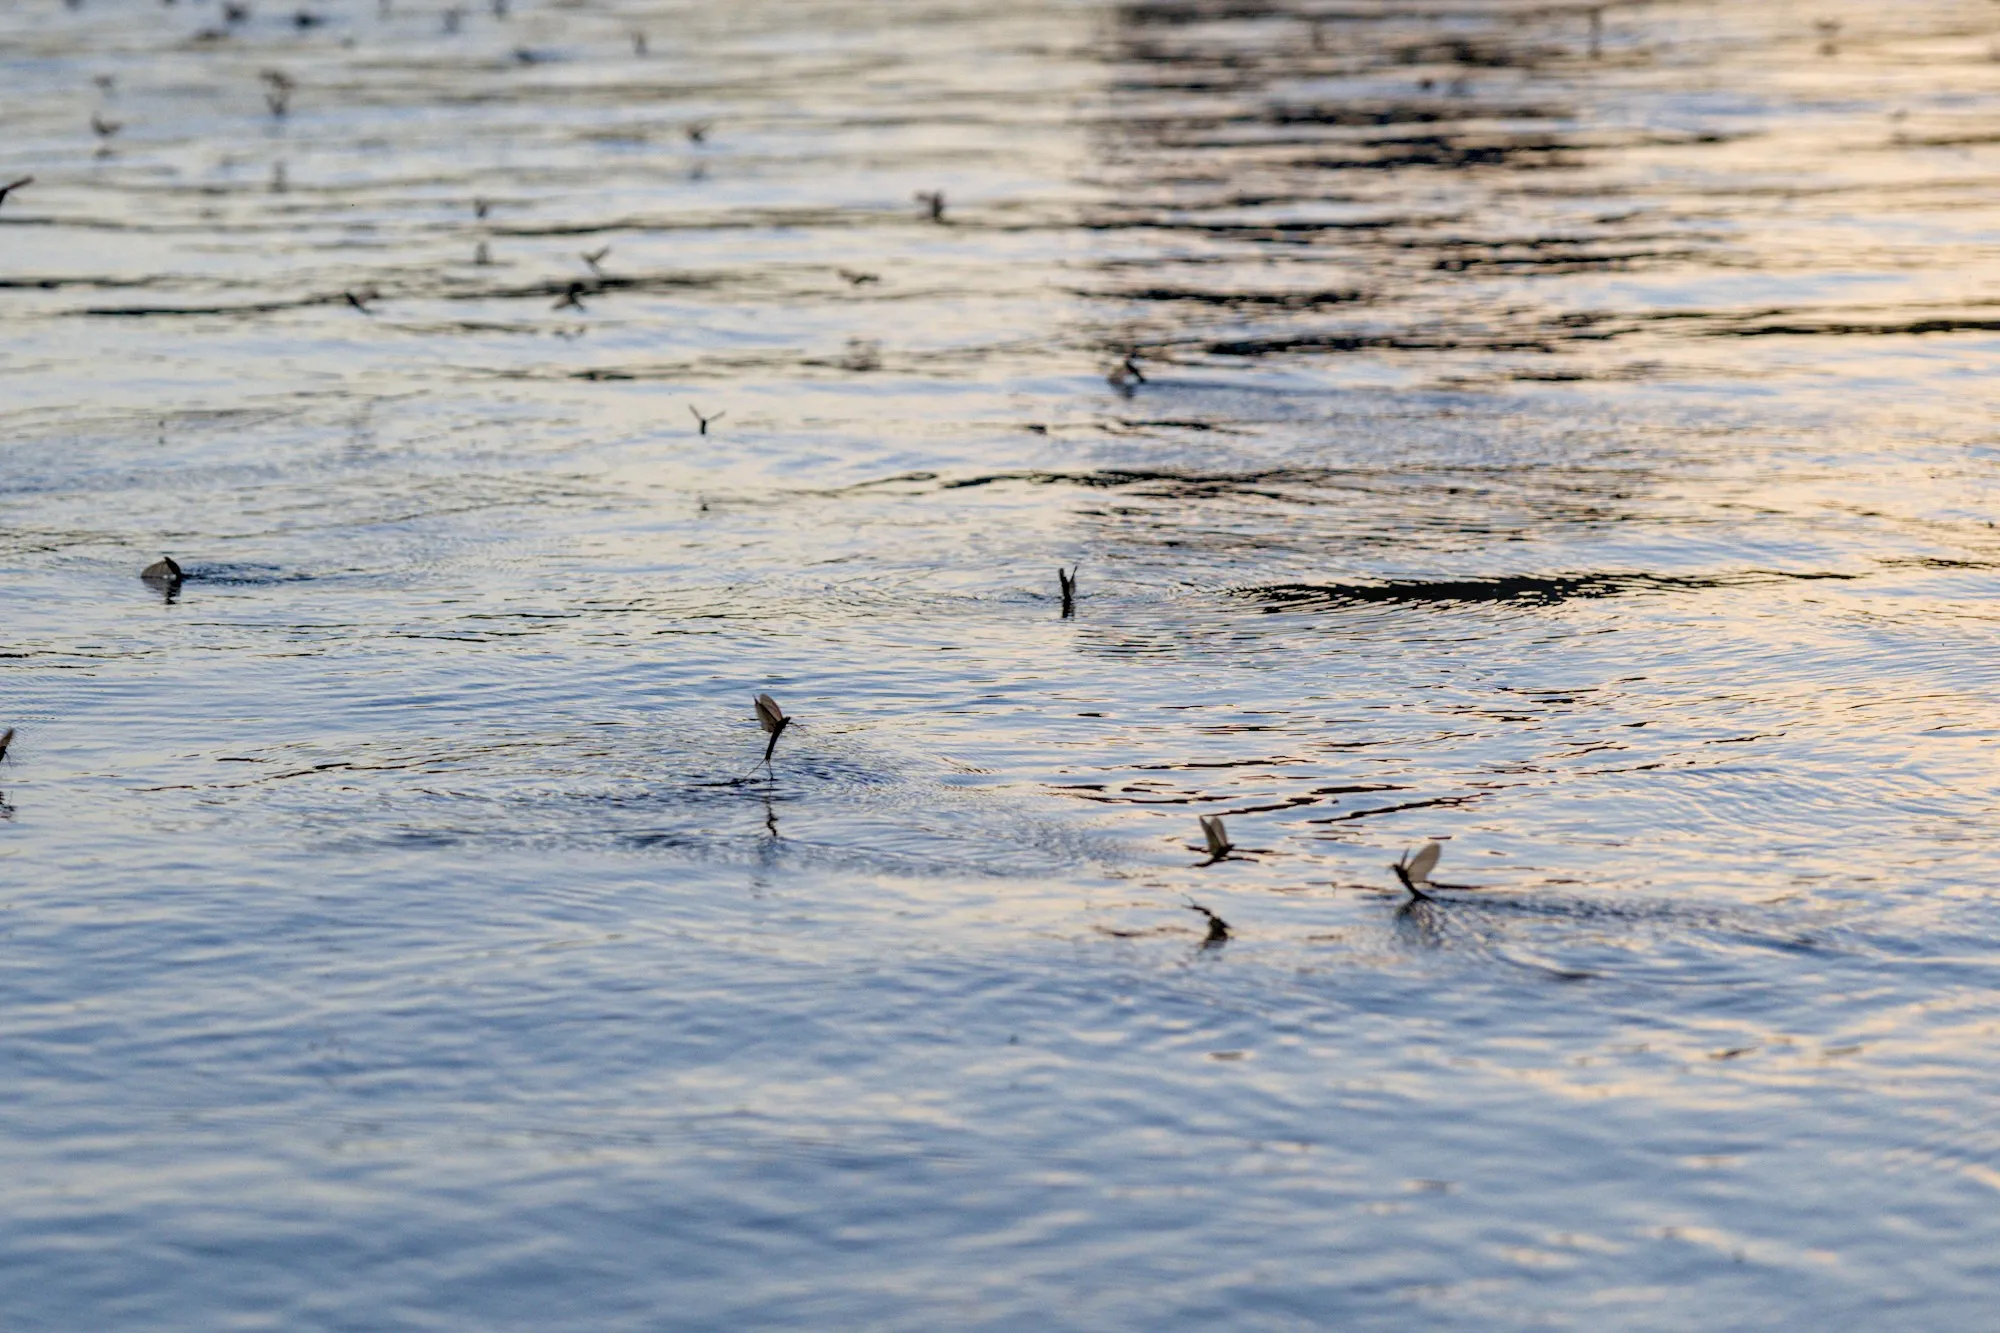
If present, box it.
[5,0,2000,1326]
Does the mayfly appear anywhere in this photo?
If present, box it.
[580,246,610,275]
[141,555,183,584]
[753,693,790,765]
[1391,841,1443,901]
[1106,355,1145,394]
[0,728,13,763]
[688,405,724,434]
[261,69,295,119]
[1057,564,1078,617]
[0,177,33,209]
[914,189,945,222]
[1198,814,1233,862]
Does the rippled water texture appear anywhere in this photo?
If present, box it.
[7,0,2000,1326]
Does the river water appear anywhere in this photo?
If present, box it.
[5,0,2000,1326]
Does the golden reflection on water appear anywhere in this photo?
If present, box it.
[5,0,2000,1326]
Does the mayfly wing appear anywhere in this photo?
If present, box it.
[1200,815,1229,858]
[1407,841,1442,884]
[753,693,784,732]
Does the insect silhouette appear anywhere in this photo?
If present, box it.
[553,282,587,311]
[262,70,294,118]
[0,177,33,208]
[688,405,724,434]
[753,693,790,766]
[838,269,880,286]
[473,197,490,219]
[1057,564,1078,617]
[0,729,14,763]
[1391,841,1443,901]
[1106,355,1145,394]
[473,241,491,265]
[838,337,881,372]
[344,290,374,314]
[1197,814,1233,863]
[684,120,711,144]
[1186,900,1230,945]
[141,555,184,586]
[580,246,610,275]
[91,114,122,151]
[914,189,945,222]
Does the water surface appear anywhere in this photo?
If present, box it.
[6,0,2000,1326]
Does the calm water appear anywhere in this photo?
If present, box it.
[6,0,2000,1326]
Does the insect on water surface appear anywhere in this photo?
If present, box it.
[754,693,790,766]
[1391,841,1443,900]
[1199,814,1232,862]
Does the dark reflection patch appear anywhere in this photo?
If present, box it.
[1237,570,1859,611]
